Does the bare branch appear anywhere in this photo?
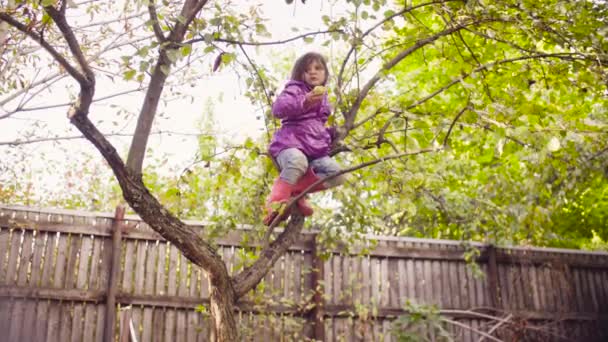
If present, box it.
[75,11,148,31]
[4,87,143,115]
[147,1,166,42]
[238,44,272,108]
[186,29,342,46]
[441,318,504,342]
[0,129,197,146]
[478,314,513,342]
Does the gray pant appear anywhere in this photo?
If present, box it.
[276,148,346,187]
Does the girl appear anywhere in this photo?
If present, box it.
[263,52,346,225]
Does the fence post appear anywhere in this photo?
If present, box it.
[309,234,325,341]
[486,244,501,309]
[104,205,125,342]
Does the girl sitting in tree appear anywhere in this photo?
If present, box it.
[263,52,346,225]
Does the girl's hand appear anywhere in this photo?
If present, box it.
[303,90,324,109]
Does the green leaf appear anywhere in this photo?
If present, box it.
[180,44,192,57]
[123,69,136,81]
[137,46,150,58]
[220,52,235,65]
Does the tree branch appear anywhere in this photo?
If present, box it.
[441,318,504,342]
[232,214,305,297]
[126,0,209,175]
[238,44,272,108]
[44,6,95,84]
[69,110,235,299]
[42,6,95,119]
[443,101,470,147]
[341,18,501,136]
[147,0,166,42]
[336,0,457,110]
[186,29,342,46]
[0,129,198,146]
[0,13,85,84]
[235,145,442,296]
[5,87,144,115]
[363,52,588,145]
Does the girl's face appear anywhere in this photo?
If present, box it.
[302,60,326,87]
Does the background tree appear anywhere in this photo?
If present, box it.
[1,0,606,340]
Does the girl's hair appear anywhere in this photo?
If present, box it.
[290,52,329,85]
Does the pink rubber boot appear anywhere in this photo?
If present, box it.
[291,168,329,217]
[263,178,294,226]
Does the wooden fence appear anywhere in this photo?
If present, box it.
[0,204,607,341]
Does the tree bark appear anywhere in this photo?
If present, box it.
[209,276,239,341]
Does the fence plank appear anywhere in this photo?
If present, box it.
[283,251,292,302]
[88,237,103,290]
[156,242,168,296]
[168,245,179,297]
[122,239,136,294]
[30,231,47,287]
[332,254,342,306]
[388,257,399,310]
[135,241,147,296]
[59,302,73,342]
[41,229,59,291]
[145,242,158,296]
[83,303,97,342]
[164,308,176,342]
[380,256,389,307]
[371,257,380,308]
[46,301,61,342]
[132,306,143,342]
[71,303,85,342]
[178,254,189,297]
[78,237,93,289]
[95,304,105,342]
[176,309,187,342]
[0,228,10,284]
[53,234,69,288]
[8,299,25,341]
[21,299,38,341]
[423,259,433,306]
[65,234,82,290]
[141,307,153,342]
[5,229,22,285]
[33,299,50,342]
[152,307,164,342]
[17,232,34,286]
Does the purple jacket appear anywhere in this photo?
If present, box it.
[269,80,335,159]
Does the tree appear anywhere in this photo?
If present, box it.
[1,0,606,340]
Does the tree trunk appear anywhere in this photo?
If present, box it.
[209,275,239,341]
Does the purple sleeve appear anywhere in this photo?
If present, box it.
[271,85,306,119]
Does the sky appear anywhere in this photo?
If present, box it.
[0,0,350,200]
